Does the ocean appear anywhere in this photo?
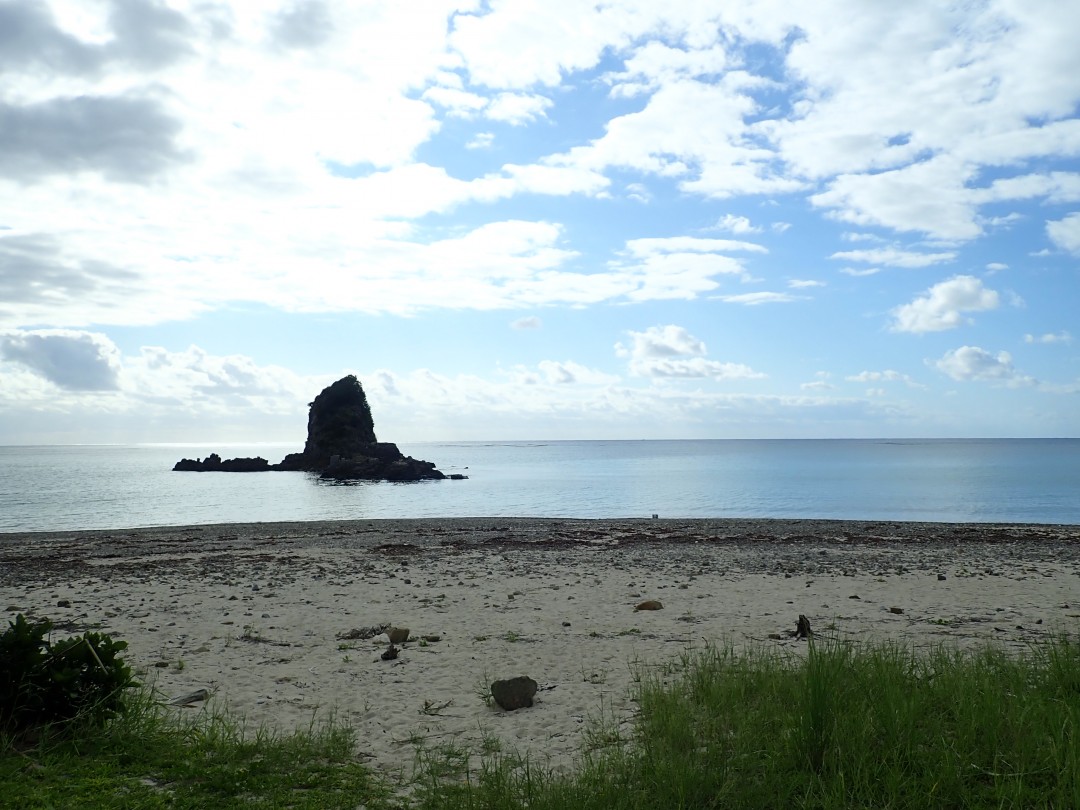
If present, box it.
[0,439,1077,533]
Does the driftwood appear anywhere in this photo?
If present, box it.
[795,614,813,639]
[168,688,210,707]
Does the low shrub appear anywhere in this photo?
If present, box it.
[0,614,137,738]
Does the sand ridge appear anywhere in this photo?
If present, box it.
[2,518,1078,780]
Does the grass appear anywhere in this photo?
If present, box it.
[0,691,392,809]
[4,636,1079,808]
[409,635,1080,809]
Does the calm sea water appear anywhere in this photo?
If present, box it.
[0,439,1077,533]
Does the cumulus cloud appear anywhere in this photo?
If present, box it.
[0,329,122,390]
[605,237,765,302]
[933,346,1035,387]
[891,275,1000,333]
[712,214,761,234]
[615,325,765,380]
[1046,213,1080,255]
[549,76,806,199]
[486,93,553,124]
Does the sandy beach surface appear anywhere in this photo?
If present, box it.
[2,518,1078,782]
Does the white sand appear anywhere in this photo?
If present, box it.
[3,518,1078,782]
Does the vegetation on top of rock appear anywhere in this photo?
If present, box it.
[303,374,377,462]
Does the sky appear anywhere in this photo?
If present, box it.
[1,0,1079,445]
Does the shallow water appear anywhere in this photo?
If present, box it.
[1,438,1077,532]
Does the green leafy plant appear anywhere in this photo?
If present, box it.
[0,614,137,737]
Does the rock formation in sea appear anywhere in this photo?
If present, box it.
[173,375,452,482]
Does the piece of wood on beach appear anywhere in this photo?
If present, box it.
[795,614,813,639]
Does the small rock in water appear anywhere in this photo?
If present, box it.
[57,599,71,608]
[490,676,538,710]
[889,607,905,615]
[635,600,663,611]
[937,574,947,581]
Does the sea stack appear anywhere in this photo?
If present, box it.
[174,375,446,482]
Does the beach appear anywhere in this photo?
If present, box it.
[2,518,1078,781]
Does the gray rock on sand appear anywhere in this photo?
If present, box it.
[490,676,538,710]
[387,627,410,644]
[635,599,663,611]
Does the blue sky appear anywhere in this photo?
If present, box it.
[1,0,1078,444]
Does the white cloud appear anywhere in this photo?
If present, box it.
[614,324,765,380]
[465,131,494,149]
[985,262,1009,272]
[712,214,761,234]
[624,237,766,256]
[485,92,553,124]
[0,335,320,443]
[830,247,957,268]
[715,291,799,305]
[604,40,729,96]
[788,279,825,288]
[549,75,806,199]
[811,157,983,241]
[421,85,489,116]
[933,346,1035,387]
[891,275,1000,333]
[511,316,542,330]
[1046,212,1080,255]
[603,237,766,302]
[839,266,882,277]
[536,360,620,385]
[845,370,924,388]
[777,3,1080,239]
[616,325,705,358]
[1024,331,1072,345]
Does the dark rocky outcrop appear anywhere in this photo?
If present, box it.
[173,375,449,482]
[173,453,272,472]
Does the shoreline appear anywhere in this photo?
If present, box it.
[3,518,1078,780]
